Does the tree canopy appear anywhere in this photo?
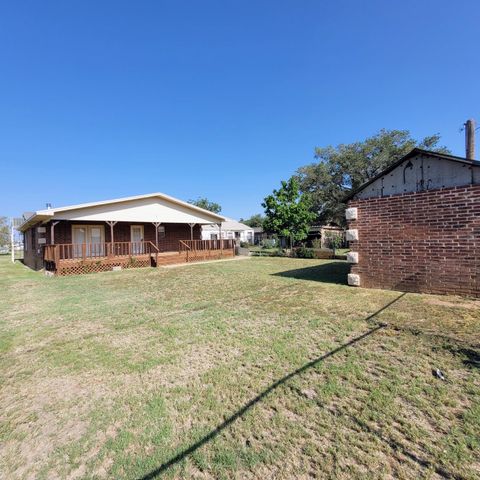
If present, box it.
[0,217,9,247]
[188,197,222,214]
[295,129,450,226]
[240,214,265,228]
[262,178,315,246]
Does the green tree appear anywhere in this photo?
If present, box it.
[295,129,450,226]
[262,178,315,248]
[188,197,222,214]
[324,231,343,257]
[0,217,9,247]
[240,214,265,228]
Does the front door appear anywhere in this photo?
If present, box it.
[130,225,144,254]
[72,225,105,258]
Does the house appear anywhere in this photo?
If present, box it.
[201,218,254,244]
[306,225,345,248]
[18,192,235,275]
[253,226,268,245]
[345,148,480,297]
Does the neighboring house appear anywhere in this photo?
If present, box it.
[18,192,235,275]
[202,218,254,244]
[345,148,480,297]
[252,224,343,248]
[306,225,345,248]
[253,226,268,245]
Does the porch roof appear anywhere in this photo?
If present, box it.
[18,192,226,232]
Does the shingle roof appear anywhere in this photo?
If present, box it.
[202,218,252,231]
[17,192,226,231]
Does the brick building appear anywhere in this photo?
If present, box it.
[345,148,480,297]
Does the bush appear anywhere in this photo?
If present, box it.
[294,246,315,259]
[261,238,276,249]
[324,231,343,252]
[311,238,322,250]
[240,241,251,248]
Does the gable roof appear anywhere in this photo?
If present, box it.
[18,192,226,231]
[202,218,253,231]
[344,148,480,201]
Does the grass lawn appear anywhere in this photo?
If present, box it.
[0,256,479,479]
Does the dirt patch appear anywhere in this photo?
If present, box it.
[0,373,113,479]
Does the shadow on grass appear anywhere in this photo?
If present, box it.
[443,345,480,370]
[137,293,406,480]
[271,261,350,285]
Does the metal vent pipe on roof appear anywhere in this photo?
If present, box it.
[465,118,475,160]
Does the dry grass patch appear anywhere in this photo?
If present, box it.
[0,256,478,479]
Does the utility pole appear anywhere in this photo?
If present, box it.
[465,118,475,160]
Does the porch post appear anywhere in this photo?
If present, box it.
[218,222,223,255]
[106,221,117,256]
[152,222,162,248]
[50,221,59,244]
[188,223,196,241]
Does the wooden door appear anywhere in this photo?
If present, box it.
[130,225,144,254]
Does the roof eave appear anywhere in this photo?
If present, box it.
[28,192,227,224]
[344,148,480,202]
[17,212,54,232]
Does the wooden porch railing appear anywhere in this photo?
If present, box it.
[44,241,159,263]
[178,239,235,252]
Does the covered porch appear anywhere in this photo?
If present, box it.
[20,192,232,275]
[43,220,234,275]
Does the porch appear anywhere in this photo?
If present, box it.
[44,239,236,276]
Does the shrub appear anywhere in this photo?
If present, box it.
[294,246,315,259]
[261,238,276,249]
[311,238,322,250]
[324,231,343,254]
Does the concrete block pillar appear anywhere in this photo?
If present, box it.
[347,273,361,286]
[346,229,359,241]
[345,207,358,220]
[347,251,359,264]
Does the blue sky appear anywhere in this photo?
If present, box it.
[1,0,479,219]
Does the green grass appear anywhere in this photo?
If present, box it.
[0,256,479,479]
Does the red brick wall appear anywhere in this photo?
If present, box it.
[348,185,480,297]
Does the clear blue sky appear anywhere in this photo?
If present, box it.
[1,0,479,220]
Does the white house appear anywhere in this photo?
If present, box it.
[202,218,254,243]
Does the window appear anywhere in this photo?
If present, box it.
[158,225,166,238]
[24,231,28,252]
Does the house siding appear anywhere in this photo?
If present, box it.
[24,221,202,270]
[23,223,48,271]
[347,185,480,297]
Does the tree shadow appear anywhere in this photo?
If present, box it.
[442,345,480,370]
[271,261,350,285]
[137,293,406,480]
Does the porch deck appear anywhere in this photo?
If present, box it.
[44,240,235,276]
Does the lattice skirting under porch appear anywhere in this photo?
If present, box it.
[56,256,153,276]
[54,249,235,276]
